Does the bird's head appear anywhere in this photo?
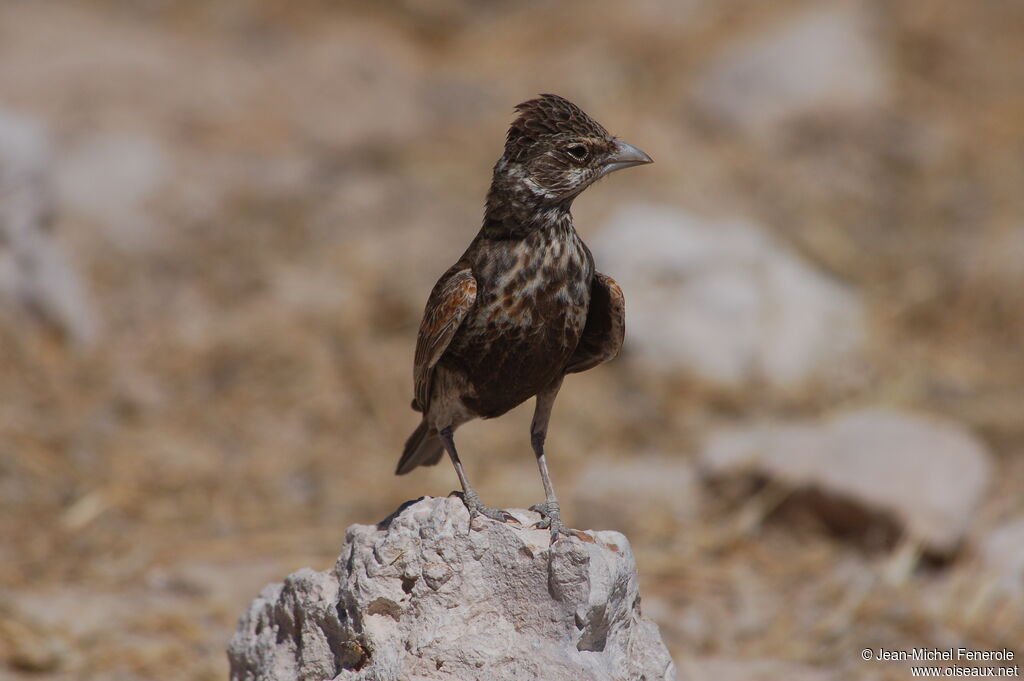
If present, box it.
[494,94,652,207]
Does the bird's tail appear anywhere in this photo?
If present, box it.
[396,419,445,475]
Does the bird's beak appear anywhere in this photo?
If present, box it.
[601,139,653,177]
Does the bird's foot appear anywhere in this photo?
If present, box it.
[530,501,575,542]
[457,489,517,525]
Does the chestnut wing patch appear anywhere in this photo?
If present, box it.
[413,268,477,411]
[565,272,625,374]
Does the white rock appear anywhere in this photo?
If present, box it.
[229,496,677,681]
[55,132,167,249]
[692,3,888,134]
[0,108,97,343]
[590,204,866,390]
[699,409,992,554]
[980,519,1024,596]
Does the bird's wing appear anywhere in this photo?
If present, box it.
[565,272,625,374]
[412,267,477,412]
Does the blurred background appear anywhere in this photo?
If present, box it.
[1,1,1022,679]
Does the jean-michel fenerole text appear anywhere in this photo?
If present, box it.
[873,648,1015,662]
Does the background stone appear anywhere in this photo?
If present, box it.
[980,518,1024,596]
[0,108,96,344]
[691,3,888,134]
[571,456,699,537]
[591,204,866,390]
[700,409,992,554]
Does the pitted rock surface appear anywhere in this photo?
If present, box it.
[229,496,676,681]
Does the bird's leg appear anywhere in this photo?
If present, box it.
[439,426,514,525]
[529,431,568,540]
[528,379,573,542]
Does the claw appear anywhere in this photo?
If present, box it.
[458,490,517,526]
[529,501,574,542]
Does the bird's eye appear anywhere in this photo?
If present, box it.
[566,144,588,161]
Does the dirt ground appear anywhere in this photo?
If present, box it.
[0,2,1022,680]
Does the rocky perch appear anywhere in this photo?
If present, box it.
[228,496,676,681]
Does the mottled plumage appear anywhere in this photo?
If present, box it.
[397,94,651,539]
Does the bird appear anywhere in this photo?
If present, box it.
[396,94,652,540]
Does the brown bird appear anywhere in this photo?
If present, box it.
[396,94,652,539]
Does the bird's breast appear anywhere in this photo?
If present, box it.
[471,230,592,335]
[443,227,595,417]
